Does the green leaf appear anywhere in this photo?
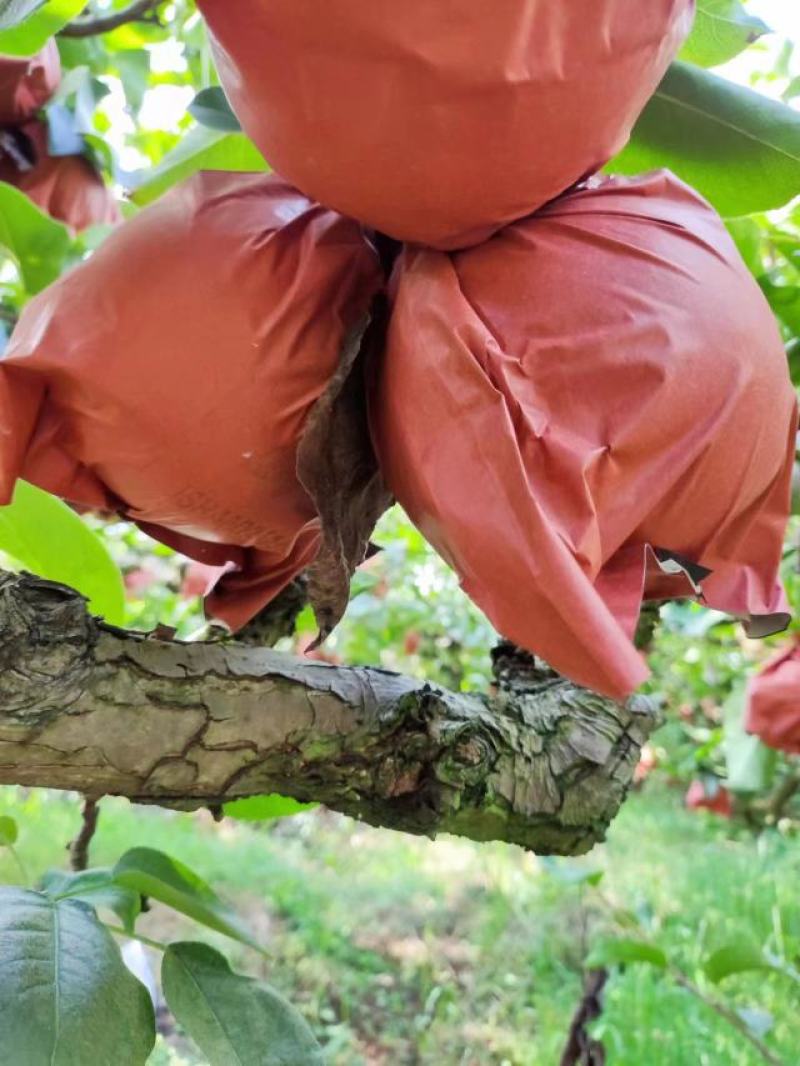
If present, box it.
[722,684,777,793]
[0,0,45,30]
[113,847,263,952]
[46,102,86,156]
[113,48,150,114]
[130,126,267,206]
[162,942,324,1066]
[45,65,109,156]
[586,938,668,969]
[189,87,242,133]
[609,61,800,217]
[0,182,71,294]
[0,0,89,55]
[0,815,18,845]
[40,867,141,933]
[771,223,800,274]
[788,337,800,382]
[704,942,777,983]
[223,794,319,822]
[537,857,604,888]
[680,0,770,68]
[761,279,800,337]
[0,480,126,624]
[724,216,764,277]
[0,887,155,1065]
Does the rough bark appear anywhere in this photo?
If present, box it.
[0,572,660,855]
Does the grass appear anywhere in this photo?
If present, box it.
[0,784,798,1065]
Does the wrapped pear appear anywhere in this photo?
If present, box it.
[198,0,693,248]
[0,119,119,231]
[0,171,383,630]
[371,172,795,698]
[746,642,800,755]
[0,41,60,126]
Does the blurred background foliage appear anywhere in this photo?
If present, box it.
[0,1,799,1063]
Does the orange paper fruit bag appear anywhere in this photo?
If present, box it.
[371,172,796,699]
[197,0,694,249]
[0,171,382,629]
[0,41,60,126]
[0,119,120,231]
[745,641,800,755]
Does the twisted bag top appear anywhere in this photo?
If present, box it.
[0,42,60,126]
[371,172,796,700]
[746,641,800,755]
[0,120,120,232]
[0,171,382,629]
[197,0,694,249]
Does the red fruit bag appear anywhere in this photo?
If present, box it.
[0,119,119,231]
[371,172,796,700]
[685,780,732,818]
[197,0,694,249]
[0,41,60,125]
[745,641,800,754]
[0,171,383,630]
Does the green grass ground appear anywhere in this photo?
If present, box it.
[0,785,797,1065]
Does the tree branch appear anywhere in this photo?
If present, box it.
[68,796,100,871]
[0,572,660,855]
[672,972,784,1066]
[59,1,161,38]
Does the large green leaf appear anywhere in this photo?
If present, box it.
[0,182,71,294]
[0,0,88,55]
[223,794,318,822]
[0,887,155,1065]
[0,480,126,624]
[40,867,142,933]
[130,126,266,206]
[586,938,668,969]
[162,942,324,1066]
[609,62,800,217]
[113,847,263,952]
[679,0,770,68]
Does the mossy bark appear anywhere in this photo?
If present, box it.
[0,572,660,855]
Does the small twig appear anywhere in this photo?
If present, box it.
[68,796,101,872]
[232,575,309,647]
[59,0,160,38]
[591,888,786,1066]
[560,968,608,1066]
[672,971,784,1066]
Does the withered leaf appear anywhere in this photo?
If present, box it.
[296,296,393,646]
